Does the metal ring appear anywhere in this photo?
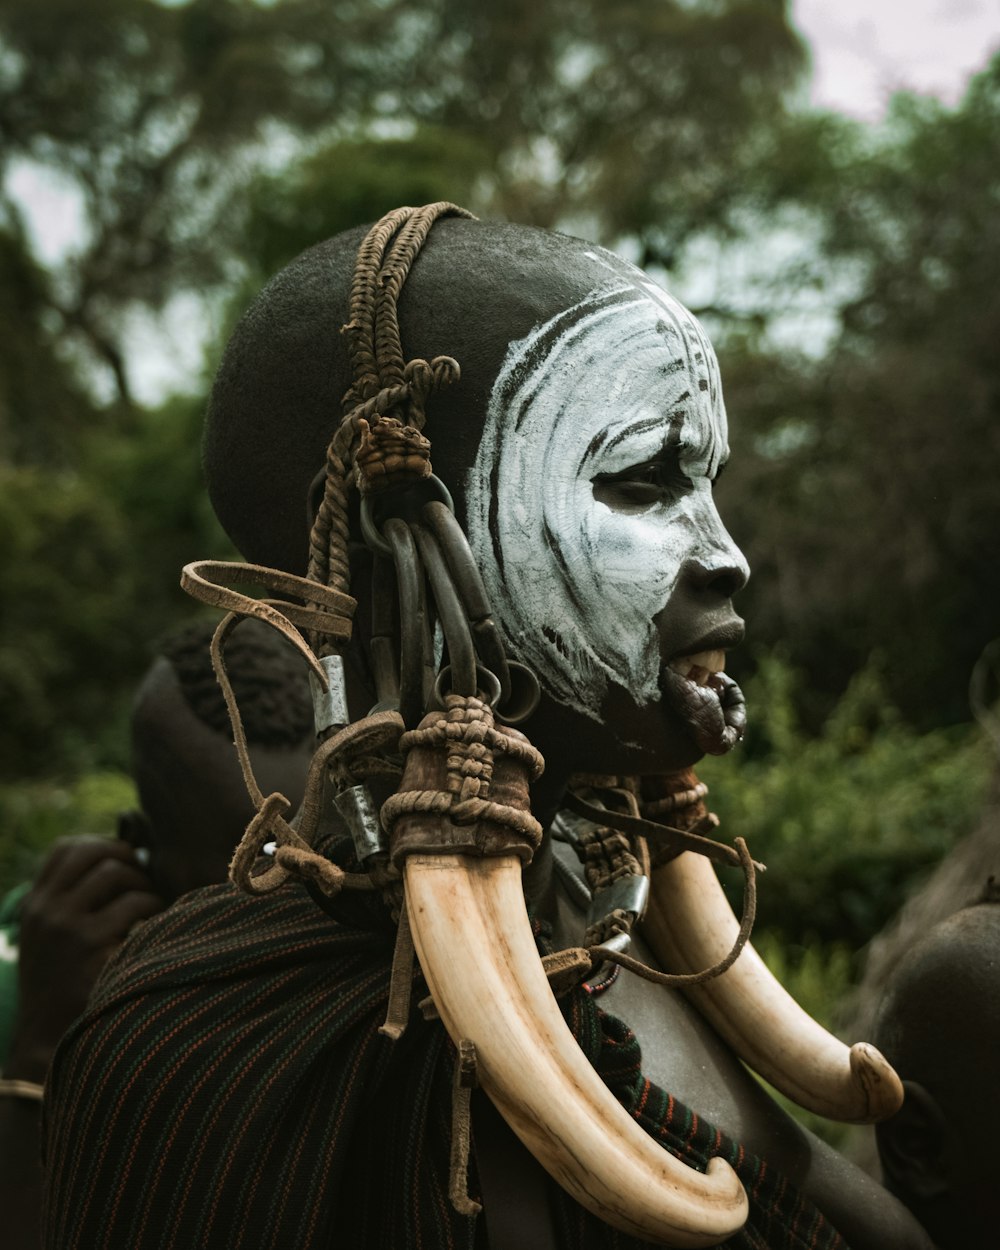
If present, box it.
[421,500,512,703]
[360,475,455,557]
[384,518,430,729]
[495,661,542,726]
[411,522,478,698]
[432,663,502,710]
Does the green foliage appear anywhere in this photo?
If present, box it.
[0,0,807,398]
[0,771,136,899]
[698,651,992,1146]
[700,652,993,947]
[0,228,96,466]
[0,394,231,779]
[751,933,856,1148]
[716,56,1000,726]
[243,127,495,280]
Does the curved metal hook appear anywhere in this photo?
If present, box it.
[384,518,433,729]
[360,475,455,557]
[494,661,542,726]
[370,553,401,707]
[411,522,478,698]
[421,500,512,703]
[431,663,503,710]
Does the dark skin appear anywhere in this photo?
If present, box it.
[873,903,1000,1250]
[0,837,163,1250]
[345,552,933,1250]
[0,658,311,1250]
[205,218,935,1248]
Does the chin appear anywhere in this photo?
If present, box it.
[607,698,710,775]
[518,662,746,780]
[525,685,702,778]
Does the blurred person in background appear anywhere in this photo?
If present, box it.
[871,882,1000,1250]
[0,619,314,1250]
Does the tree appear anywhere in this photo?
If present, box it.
[0,225,95,465]
[0,388,231,780]
[0,0,806,401]
[716,57,1000,726]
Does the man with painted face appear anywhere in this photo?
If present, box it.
[41,205,934,1250]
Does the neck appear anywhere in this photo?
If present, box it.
[521,758,572,923]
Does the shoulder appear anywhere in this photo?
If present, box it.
[91,880,384,1004]
[42,882,401,1249]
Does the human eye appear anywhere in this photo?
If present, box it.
[591,450,692,512]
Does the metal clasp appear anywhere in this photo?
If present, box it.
[334,784,385,860]
[586,875,650,955]
[310,654,350,735]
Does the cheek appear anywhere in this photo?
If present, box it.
[573,491,684,612]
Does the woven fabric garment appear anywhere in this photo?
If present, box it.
[41,866,847,1250]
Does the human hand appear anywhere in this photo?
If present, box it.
[3,836,164,1081]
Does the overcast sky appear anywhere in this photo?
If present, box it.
[793,0,1000,119]
[7,3,1000,402]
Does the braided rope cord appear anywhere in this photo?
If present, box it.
[382,694,545,863]
[179,204,477,901]
[306,202,474,615]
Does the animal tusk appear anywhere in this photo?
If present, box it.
[405,852,749,1247]
[642,852,903,1124]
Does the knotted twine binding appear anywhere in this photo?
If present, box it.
[557,772,765,990]
[568,782,650,949]
[382,694,545,865]
[355,415,432,495]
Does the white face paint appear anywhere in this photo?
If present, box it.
[465,274,748,722]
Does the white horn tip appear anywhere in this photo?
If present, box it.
[676,1159,749,1247]
[705,1156,749,1209]
[706,1155,739,1182]
[849,1042,905,1122]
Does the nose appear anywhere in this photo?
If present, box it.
[684,556,748,600]
[681,510,750,600]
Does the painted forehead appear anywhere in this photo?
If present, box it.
[494,271,728,477]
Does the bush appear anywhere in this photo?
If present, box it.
[0,770,136,899]
[750,932,856,1149]
[0,395,231,781]
[700,651,992,948]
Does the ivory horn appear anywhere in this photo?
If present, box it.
[405,852,749,1248]
[642,852,903,1124]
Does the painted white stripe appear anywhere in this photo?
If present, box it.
[466,273,746,722]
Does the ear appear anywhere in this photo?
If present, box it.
[117,809,153,860]
[876,1079,949,1202]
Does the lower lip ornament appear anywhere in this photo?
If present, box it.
[661,666,746,755]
